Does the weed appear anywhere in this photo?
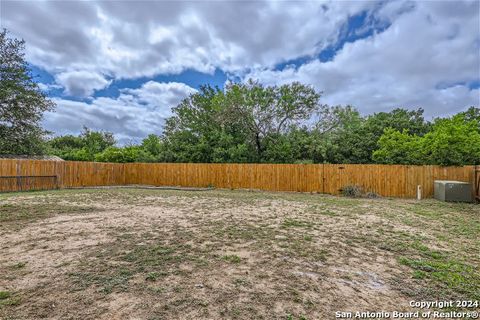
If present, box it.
[147,286,165,294]
[282,219,313,228]
[145,272,160,281]
[223,255,241,264]
[412,270,427,279]
[0,291,10,300]
[303,235,313,241]
[12,262,26,269]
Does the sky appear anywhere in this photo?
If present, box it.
[1,0,479,144]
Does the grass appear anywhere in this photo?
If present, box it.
[281,218,313,229]
[0,291,20,310]
[0,202,101,224]
[398,253,480,300]
[0,188,478,319]
[376,203,480,301]
[223,255,242,264]
[70,240,207,294]
[0,292,10,300]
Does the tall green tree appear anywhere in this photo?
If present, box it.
[372,128,423,164]
[0,29,55,155]
[141,134,162,157]
[315,106,366,163]
[314,107,430,163]
[224,80,321,159]
[161,85,251,163]
[458,106,480,132]
[373,113,480,166]
[80,127,115,157]
[162,80,321,163]
[421,114,480,165]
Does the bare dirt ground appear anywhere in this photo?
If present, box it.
[0,188,479,319]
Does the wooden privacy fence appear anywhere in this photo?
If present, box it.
[0,160,126,192]
[0,159,476,199]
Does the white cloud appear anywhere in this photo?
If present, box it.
[38,83,62,92]
[43,81,196,144]
[245,0,480,117]
[122,81,197,114]
[2,0,479,140]
[2,1,375,78]
[55,71,111,97]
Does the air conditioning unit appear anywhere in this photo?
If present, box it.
[434,180,472,203]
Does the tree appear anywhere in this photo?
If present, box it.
[310,105,367,163]
[458,106,480,132]
[161,80,321,163]
[354,108,429,163]
[141,134,162,157]
[372,128,423,164]
[421,114,480,165]
[0,29,55,155]
[80,127,115,157]
[46,134,85,160]
[224,80,321,159]
[48,127,115,161]
[373,113,480,166]
[314,107,430,164]
[94,146,155,163]
[161,85,251,163]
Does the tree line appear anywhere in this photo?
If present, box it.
[2,29,479,166]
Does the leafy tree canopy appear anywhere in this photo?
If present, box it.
[162,80,321,163]
[0,29,55,155]
[48,127,116,161]
[373,110,480,166]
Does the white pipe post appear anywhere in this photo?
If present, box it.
[417,185,422,200]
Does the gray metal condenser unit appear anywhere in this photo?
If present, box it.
[434,180,472,203]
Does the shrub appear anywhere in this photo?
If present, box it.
[341,185,362,198]
[366,192,380,199]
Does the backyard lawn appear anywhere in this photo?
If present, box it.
[0,188,479,319]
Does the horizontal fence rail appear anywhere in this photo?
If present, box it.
[0,159,476,199]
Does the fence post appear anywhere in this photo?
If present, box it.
[321,164,325,194]
[16,160,20,191]
[475,164,479,202]
[56,161,65,189]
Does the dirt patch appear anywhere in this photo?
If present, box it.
[0,188,478,319]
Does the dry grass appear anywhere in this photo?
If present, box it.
[0,188,478,319]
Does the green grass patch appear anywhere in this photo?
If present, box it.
[223,254,241,264]
[0,291,11,300]
[399,256,480,299]
[303,235,313,241]
[145,272,162,281]
[70,268,133,294]
[0,202,100,223]
[69,237,209,295]
[0,291,21,309]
